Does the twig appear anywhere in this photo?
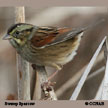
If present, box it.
[30,67,36,100]
[56,65,87,98]
[95,79,104,100]
[87,66,105,81]
[15,7,31,100]
[102,36,108,100]
[32,68,41,100]
[70,36,106,100]
[56,66,105,98]
[34,66,57,100]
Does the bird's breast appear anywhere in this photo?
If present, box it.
[17,36,82,67]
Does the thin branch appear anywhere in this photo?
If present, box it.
[33,69,41,100]
[87,66,105,81]
[102,36,108,100]
[56,66,105,98]
[34,66,57,100]
[15,7,31,100]
[95,79,104,100]
[56,65,87,98]
[70,36,106,100]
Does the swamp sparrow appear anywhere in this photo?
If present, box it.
[3,19,104,70]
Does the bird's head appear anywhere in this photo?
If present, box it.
[3,23,37,48]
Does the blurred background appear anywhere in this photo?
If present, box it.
[0,7,108,100]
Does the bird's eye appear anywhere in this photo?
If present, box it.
[14,31,20,38]
[16,31,20,35]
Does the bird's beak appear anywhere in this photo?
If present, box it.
[2,34,12,40]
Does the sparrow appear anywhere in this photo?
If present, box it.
[3,19,104,70]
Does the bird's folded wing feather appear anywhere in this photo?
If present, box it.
[31,26,84,48]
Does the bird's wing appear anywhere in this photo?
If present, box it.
[30,26,84,48]
[30,19,105,48]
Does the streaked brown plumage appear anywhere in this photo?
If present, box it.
[3,19,104,70]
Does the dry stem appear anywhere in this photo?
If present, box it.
[102,36,108,100]
[33,65,57,100]
[15,7,31,100]
[70,37,106,100]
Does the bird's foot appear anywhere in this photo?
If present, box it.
[48,70,59,81]
[41,81,56,92]
[41,81,56,99]
[48,64,63,80]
